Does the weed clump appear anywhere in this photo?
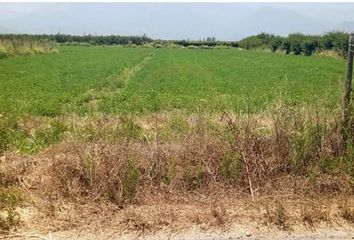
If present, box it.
[339,198,354,223]
[121,158,141,202]
[51,143,143,204]
[264,201,292,231]
[300,203,330,229]
[0,187,22,231]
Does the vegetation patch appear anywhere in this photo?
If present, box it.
[0,39,353,236]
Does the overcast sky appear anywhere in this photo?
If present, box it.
[0,3,354,40]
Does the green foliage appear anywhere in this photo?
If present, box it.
[0,46,346,117]
[291,42,302,55]
[0,47,8,59]
[0,33,152,47]
[121,117,142,140]
[239,31,350,57]
[0,47,153,116]
[322,31,349,56]
[34,121,67,147]
[290,124,325,174]
[220,152,240,182]
[282,39,291,54]
[303,40,317,56]
[270,36,284,52]
[239,35,264,50]
[172,39,238,48]
[102,48,344,114]
[0,118,10,155]
[0,118,66,154]
[122,157,141,202]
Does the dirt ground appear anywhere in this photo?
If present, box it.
[4,197,354,240]
[6,225,354,240]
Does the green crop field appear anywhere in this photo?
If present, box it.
[0,46,346,117]
[1,39,354,239]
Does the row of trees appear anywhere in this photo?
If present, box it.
[169,39,238,47]
[0,34,238,48]
[0,31,351,57]
[238,31,350,56]
[0,34,153,46]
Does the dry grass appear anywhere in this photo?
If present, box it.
[0,103,354,234]
[339,197,354,224]
[300,203,331,230]
[264,200,292,231]
[0,39,57,58]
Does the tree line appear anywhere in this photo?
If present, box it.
[0,31,352,57]
[0,33,153,46]
[238,31,350,57]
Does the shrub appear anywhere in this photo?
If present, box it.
[142,43,154,48]
[303,40,317,56]
[153,43,163,48]
[186,45,199,49]
[239,31,349,57]
[291,42,302,55]
[214,45,231,49]
[282,40,291,54]
[200,45,213,49]
[270,37,283,52]
[166,43,182,49]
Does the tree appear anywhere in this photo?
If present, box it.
[303,40,317,56]
[270,37,283,53]
[282,40,291,54]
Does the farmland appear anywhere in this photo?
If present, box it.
[0,46,346,116]
[0,46,353,237]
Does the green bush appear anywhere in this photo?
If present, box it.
[270,37,283,52]
[303,41,317,56]
[282,40,291,54]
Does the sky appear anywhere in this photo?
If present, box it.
[0,3,354,41]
